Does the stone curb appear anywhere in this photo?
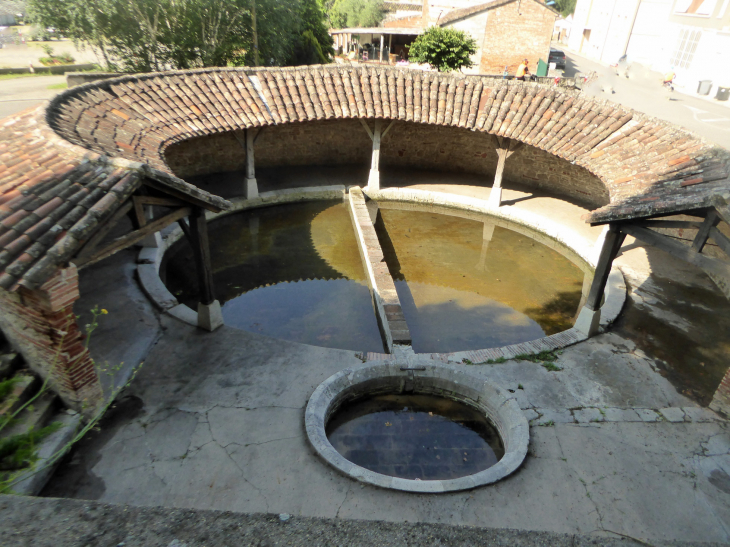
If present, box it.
[305,360,529,493]
[527,406,723,425]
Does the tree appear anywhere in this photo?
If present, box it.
[328,0,384,28]
[292,0,334,65]
[26,0,325,71]
[408,26,477,72]
[552,0,576,17]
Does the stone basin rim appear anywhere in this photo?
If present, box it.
[138,186,627,358]
[304,361,529,493]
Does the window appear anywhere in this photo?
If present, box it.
[670,28,702,68]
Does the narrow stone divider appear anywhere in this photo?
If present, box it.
[348,187,411,353]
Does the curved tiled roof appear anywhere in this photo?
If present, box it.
[46,66,730,221]
[2,65,729,290]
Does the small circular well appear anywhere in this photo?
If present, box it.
[305,362,529,493]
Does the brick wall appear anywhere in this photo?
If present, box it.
[164,119,608,208]
[0,265,102,416]
[442,11,490,75]
[480,0,555,74]
[165,119,372,178]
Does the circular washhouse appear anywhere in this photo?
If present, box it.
[305,361,529,493]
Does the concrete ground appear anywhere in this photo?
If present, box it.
[39,169,730,545]
[559,48,730,150]
[0,74,66,119]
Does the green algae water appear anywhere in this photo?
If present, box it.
[162,201,385,353]
[374,204,587,353]
[327,394,504,480]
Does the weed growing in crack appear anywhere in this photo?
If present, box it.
[539,420,555,427]
[0,305,143,494]
[514,350,561,367]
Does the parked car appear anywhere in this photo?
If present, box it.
[548,48,566,69]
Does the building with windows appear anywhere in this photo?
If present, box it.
[332,0,558,75]
[569,0,730,98]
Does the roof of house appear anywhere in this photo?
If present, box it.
[329,27,424,35]
[1,65,727,291]
[0,105,230,291]
[438,0,559,27]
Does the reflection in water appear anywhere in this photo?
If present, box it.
[327,394,504,480]
[376,208,585,353]
[163,201,384,353]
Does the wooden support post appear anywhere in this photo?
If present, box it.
[487,137,522,209]
[367,119,383,190]
[575,224,624,335]
[380,34,384,63]
[691,209,719,253]
[189,207,223,331]
[189,208,215,306]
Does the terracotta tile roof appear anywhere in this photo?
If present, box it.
[0,105,230,292]
[2,65,728,292]
[44,65,728,225]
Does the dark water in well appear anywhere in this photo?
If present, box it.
[327,394,504,480]
[163,201,385,353]
[375,207,587,353]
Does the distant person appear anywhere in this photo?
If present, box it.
[516,59,530,81]
[663,68,676,85]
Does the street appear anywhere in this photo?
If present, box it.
[0,74,66,119]
[563,49,730,149]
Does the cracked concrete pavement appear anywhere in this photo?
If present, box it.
[36,172,730,545]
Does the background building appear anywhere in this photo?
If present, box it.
[334,0,558,75]
[569,0,730,98]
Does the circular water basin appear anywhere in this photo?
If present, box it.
[161,198,592,353]
[306,362,528,492]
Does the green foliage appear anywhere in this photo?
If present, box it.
[0,377,20,402]
[328,0,384,29]
[26,0,329,71]
[292,0,334,65]
[407,26,477,72]
[0,423,62,471]
[552,0,576,16]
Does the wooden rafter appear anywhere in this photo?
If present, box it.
[74,207,192,270]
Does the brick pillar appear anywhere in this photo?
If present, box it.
[0,265,102,417]
[710,368,730,417]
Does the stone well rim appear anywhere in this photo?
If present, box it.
[304,361,529,493]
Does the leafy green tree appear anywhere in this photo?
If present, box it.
[552,0,576,17]
[26,0,322,71]
[292,0,334,65]
[408,26,477,72]
[328,0,383,28]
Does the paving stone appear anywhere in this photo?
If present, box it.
[573,408,604,423]
[532,408,574,425]
[682,407,721,423]
[602,407,641,422]
[522,408,539,421]
[635,408,662,422]
[659,407,687,423]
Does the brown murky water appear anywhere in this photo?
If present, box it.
[163,199,588,354]
[375,206,587,353]
[326,394,504,480]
